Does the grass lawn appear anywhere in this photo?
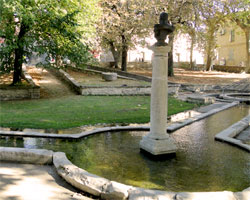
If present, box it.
[0,96,199,129]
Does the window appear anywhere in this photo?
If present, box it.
[230,30,235,42]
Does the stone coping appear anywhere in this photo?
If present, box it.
[0,102,239,139]
[54,68,181,96]
[220,93,250,103]
[22,69,40,88]
[0,147,249,200]
[215,115,250,152]
[167,101,239,132]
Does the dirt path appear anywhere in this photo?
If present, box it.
[27,67,75,99]
[129,67,250,85]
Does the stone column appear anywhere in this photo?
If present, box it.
[140,45,177,156]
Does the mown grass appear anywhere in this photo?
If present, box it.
[0,96,199,129]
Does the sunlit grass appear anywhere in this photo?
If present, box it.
[0,96,199,129]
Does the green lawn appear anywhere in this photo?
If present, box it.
[0,96,199,129]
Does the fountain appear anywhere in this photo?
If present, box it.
[0,12,250,200]
[140,12,177,156]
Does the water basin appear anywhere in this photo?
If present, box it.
[0,105,249,192]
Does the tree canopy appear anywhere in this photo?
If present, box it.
[0,0,100,85]
[97,0,159,71]
[224,0,250,72]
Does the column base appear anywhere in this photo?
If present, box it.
[140,136,177,156]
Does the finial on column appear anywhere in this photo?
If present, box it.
[154,12,175,46]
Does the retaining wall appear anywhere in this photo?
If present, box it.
[51,67,179,96]
[0,70,40,101]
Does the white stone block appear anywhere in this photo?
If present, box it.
[0,147,53,164]
[102,181,132,200]
[102,73,118,81]
[140,136,177,155]
[128,187,176,200]
[175,191,236,200]
[53,152,110,197]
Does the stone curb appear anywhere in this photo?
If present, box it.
[53,152,132,199]
[175,191,237,200]
[220,93,250,103]
[215,115,250,152]
[0,147,53,164]
[0,147,249,199]
[22,69,40,89]
[54,68,181,96]
[167,102,239,132]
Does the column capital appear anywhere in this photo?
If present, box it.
[150,45,171,56]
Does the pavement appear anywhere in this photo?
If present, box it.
[0,162,93,200]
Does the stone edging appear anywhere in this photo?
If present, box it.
[0,69,40,101]
[22,69,40,88]
[167,102,239,132]
[215,115,250,152]
[0,147,249,199]
[54,68,152,96]
[87,65,152,82]
[220,93,250,103]
[51,67,181,96]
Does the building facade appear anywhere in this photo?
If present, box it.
[216,27,249,67]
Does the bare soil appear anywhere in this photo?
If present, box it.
[129,67,250,85]
[1,66,250,99]
[66,69,150,86]
[27,67,74,98]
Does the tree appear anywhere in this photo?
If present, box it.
[98,0,159,71]
[198,0,226,71]
[0,0,99,85]
[178,0,203,69]
[155,0,197,76]
[224,0,250,73]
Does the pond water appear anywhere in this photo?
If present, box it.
[0,105,249,192]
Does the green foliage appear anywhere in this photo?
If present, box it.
[0,96,198,129]
[224,0,250,72]
[0,0,100,75]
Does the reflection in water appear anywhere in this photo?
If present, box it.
[0,105,249,192]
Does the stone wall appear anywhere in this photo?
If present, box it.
[0,70,40,101]
[51,67,180,96]
[49,68,82,94]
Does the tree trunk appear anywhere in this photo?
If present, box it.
[168,34,174,77]
[245,30,250,73]
[121,35,128,72]
[12,23,28,85]
[206,53,212,71]
[121,45,128,71]
[205,29,215,71]
[190,34,194,70]
[109,41,120,69]
[12,48,23,85]
[56,55,63,67]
